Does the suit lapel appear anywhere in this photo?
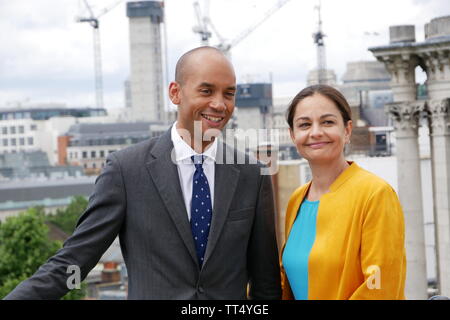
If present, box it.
[203,140,240,266]
[146,129,199,267]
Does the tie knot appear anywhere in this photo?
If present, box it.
[191,155,204,169]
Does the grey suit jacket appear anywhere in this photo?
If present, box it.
[4,128,281,300]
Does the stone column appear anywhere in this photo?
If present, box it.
[428,98,450,296]
[386,100,428,299]
[378,51,428,299]
[420,50,450,100]
[380,53,418,101]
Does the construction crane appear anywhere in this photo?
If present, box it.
[193,0,292,58]
[313,0,327,84]
[192,0,212,45]
[76,0,124,109]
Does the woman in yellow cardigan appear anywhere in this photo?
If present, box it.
[281,84,406,300]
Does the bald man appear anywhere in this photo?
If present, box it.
[4,46,281,300]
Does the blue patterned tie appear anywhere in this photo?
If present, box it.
[190,155,212,267]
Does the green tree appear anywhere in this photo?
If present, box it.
[46,196,88,234]
[0,207,86,299]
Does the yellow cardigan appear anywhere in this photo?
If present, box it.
[280,162,406,300]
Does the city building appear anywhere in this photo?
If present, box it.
[85,237,128,300]
[126,1,166,122]
[0,177,96,221]
[339,61,392,109]
[0,150,83,181]
[0,104,108,165]
[306,68,338,86]
[235,83,273,130]
[233,83,279,154]
[338,60,394,156]
[62,122,168,175]
[271,97,297,160]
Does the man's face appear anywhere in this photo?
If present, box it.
[169,52,236,144]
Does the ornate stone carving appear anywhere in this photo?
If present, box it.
[386,101,425,131]
[419,50,450,81]
[380,54,418,84]
[427,98,450,135]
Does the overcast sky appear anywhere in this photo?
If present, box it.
[0,0,448,110]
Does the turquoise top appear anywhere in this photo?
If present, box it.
[282,199,319,300]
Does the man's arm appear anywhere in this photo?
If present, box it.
[247,172,282,300]
[4,154,126,300]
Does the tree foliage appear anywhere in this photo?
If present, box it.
[45,196,88,234]
[0,199,88,300]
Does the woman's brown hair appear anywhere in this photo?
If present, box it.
[286,84,352,130]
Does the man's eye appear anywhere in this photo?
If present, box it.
[323,120,334,125]
[200,89,211,94]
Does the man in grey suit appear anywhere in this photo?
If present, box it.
[5,46,281,300]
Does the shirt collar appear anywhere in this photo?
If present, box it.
[170,121,217,164]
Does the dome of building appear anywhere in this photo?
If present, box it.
[306,69,337,86]
[341,61,390,83]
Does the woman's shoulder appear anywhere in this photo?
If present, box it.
[350,163,396,194]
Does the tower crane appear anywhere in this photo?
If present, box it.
[192,0,212,45]
[193,0,292,58]
[313,0,327,84]
[76,0,124,109]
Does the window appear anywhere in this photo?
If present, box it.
[1,127,7,135]
[19,138,25,146]
[91,151,96,158]
[82,151,87,159]
[27,137,34,145]
[10,126,16,134]
[30,124,37,131]
[11,138,16,146]
[18,126,24,134]
[2,139,8,146]
[93,163,96,169]
[100,150,105,157]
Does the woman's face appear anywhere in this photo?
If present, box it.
[289,93,352,165]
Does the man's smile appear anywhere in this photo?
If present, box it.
[201,113,224,123]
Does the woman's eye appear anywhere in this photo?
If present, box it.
[298,123,310,128]
[323,120,334,125]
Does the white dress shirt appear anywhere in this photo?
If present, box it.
[171,122,217,221]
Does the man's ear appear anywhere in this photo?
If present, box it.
[168,81,181,105]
